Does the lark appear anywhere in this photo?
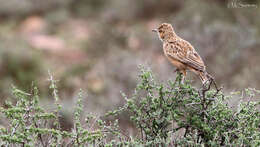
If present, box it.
[152,23,209,84]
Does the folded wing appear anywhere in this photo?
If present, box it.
[166,39,206,71]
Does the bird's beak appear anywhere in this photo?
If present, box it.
[152,29,157,32]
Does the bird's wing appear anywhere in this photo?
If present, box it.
[166,39,205,71]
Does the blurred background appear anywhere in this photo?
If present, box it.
[0,0,259,131]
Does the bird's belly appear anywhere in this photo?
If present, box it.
[166,56,186,70]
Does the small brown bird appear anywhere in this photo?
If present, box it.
[153,23,209,84]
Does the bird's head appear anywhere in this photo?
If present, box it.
[152,23,176,42]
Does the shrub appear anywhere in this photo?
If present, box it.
[107,67,260,146]
[0,67,259,146]
[0,73,127,146]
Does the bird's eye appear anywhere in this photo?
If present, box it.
[159,30,162,33]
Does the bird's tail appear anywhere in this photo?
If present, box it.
[199,71,212,84]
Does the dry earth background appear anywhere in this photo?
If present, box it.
[0,0,259,132]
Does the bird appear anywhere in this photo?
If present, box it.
[152,23,209,84]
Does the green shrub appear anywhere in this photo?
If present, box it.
[108,67,260,146]
[0,67,259,146]
[0,72,127,146]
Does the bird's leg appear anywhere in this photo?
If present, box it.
[180,70,187,85]
[175,69,182,84]
[181,77,185,85]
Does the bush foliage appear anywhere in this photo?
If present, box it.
[0,67,259,146]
